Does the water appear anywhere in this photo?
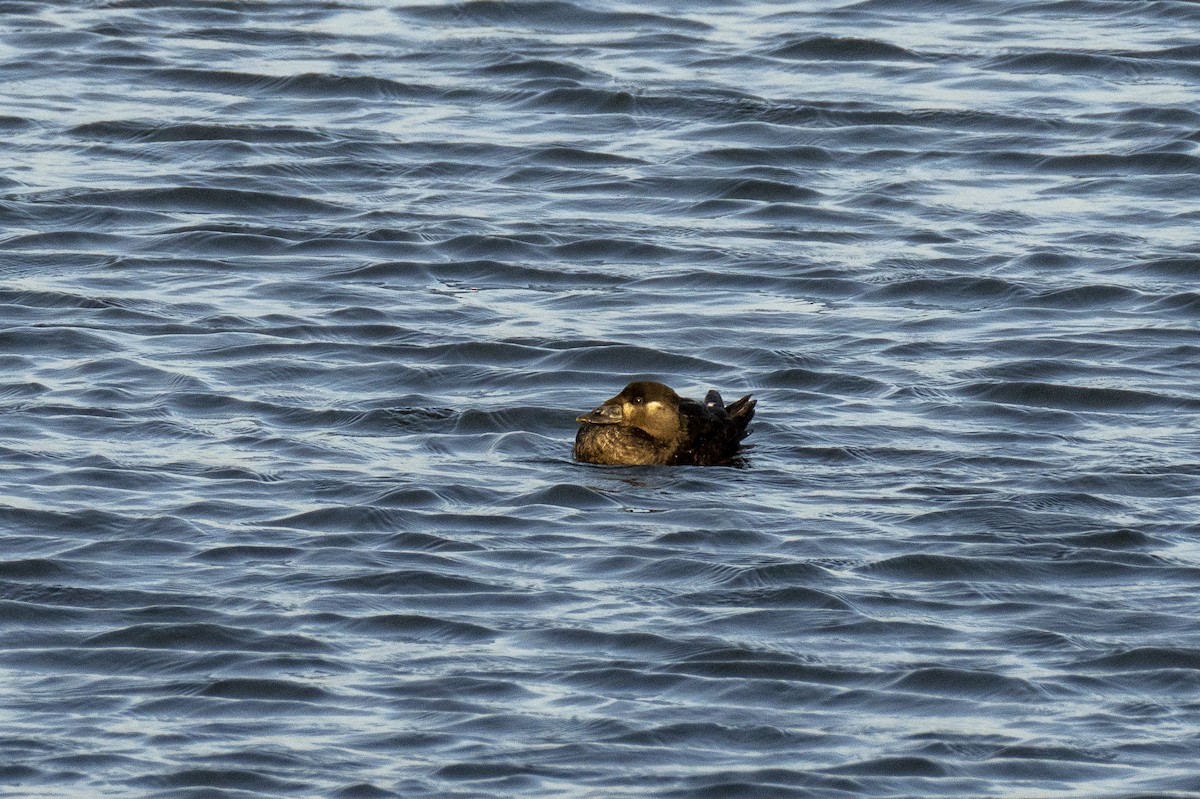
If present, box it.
[2,1,1199,797]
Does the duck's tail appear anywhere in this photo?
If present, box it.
[725,393,756,439]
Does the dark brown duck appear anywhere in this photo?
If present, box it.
[573,381,756,466]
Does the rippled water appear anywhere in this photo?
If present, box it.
[3,1,1200,797]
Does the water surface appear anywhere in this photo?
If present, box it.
[2,1,1199,797]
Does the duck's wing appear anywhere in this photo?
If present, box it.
[686,392,755,433]
[673,391,756,465]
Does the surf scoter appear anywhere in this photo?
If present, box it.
[574,381,756,466]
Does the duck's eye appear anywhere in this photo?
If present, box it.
[632,396,643,404]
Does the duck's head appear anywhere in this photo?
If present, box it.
[576,381,682,443]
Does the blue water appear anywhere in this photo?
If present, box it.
[3,2,1200,797]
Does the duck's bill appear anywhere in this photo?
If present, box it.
[576,404,623,425]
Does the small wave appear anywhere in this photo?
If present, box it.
[152,67,438,101]
[434,761,552,782]
[1059,528,1159,549]
[760,367,890,395]
[676,586,852,610]
[0,558,77,581]
[1039,152,1200,175]
[0,114,33,132]
[722,562,833,588]
[826,755,946,777]
[70,120,330,143]
[0,214,80,247]
[1025,284,1143,308]
[1126,256,1200,279]
[0,599,90,626]
[192,545,303,563]
[321,570,504,595]
[505,483,622,509]
[550,343,725,374]
[57,186,340,215]
[1145,291,1200,316]
[889,666,1044,701]
[337,258,624,288]
[714,178,822,203]
[343,613,497,643]
[395,1,710,33]
[527,145,643,167]
[860,275,1028,306]
[518,85,639,114]
[1079,647,1200,672]
[960,380,1200,412]
[263,506,415,532]
[82,623,332,653]
[199,677,330,702]
[989,50,1200,80]
[518,627,694,660]
[137,767,311,794]
[611,721,812,751]
[863,553,1041,583]
[769,36,923,62]
[559,666,686,695]
[552,237,689,263]
[686,145,835,167]
[670,649,869,686]
[478,56,597,82]
[0,327,121,357]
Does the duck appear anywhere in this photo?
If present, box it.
[574,381,756,466]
